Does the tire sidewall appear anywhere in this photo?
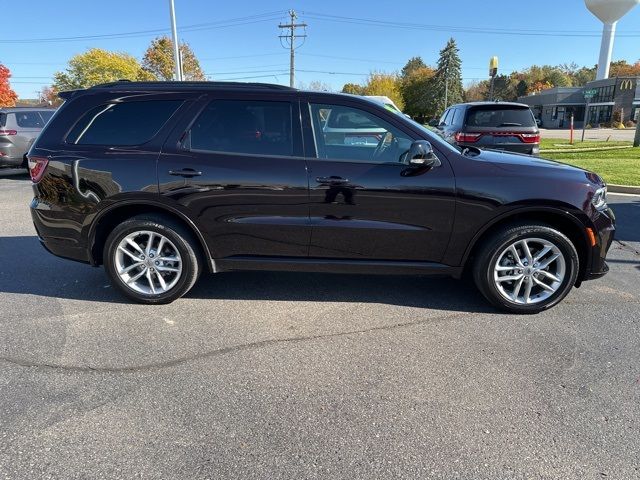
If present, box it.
[104,218,199,304]
[479,226,579,313]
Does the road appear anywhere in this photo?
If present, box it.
[540,127,636,142]
[0,174,639,479]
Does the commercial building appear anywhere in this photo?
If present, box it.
[518,76,639,128]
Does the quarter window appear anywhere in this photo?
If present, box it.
[67,100,183,145]
[189,100,293,156]
[309,103,412,163]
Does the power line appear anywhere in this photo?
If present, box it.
[0,11,286,44]
[302,11,640,38]
[278,10,307,88]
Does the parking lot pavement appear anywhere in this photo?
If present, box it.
[540,127,636,142]
[0,174,638,480]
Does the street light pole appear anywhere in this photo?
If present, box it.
[169,0,182,81]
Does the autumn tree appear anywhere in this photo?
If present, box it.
[53,48,153,91]
[464,81,487,102]
[430,38,464,114]
[341,83,365,95]
[299,80,332,91]
[142,36,205,81]
[609,59,640,77]
[38,86,63,106]
[363,72,404,110]
[0,65,18,107]
[399,56,435,121]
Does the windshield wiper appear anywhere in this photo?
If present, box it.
[462,146,482,156]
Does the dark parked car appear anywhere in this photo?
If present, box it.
[0,107,56,168]
[435,102,540,156]
[28,82,614,313]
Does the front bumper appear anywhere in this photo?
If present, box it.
[584,206,615,281]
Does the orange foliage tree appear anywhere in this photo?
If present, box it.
[0,65,18,107]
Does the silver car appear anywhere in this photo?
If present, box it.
[0,108,56,168]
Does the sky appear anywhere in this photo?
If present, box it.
[2,0,640,99]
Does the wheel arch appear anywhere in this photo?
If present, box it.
[461,206,592,285]
[87,200,213,272]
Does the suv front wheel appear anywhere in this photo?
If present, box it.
[473,223,579,314]
[104,214,202,304]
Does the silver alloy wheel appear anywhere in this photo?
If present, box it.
[114,230,182,295]
[493,237,566,305]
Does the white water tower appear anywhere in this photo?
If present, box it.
[585,0,640,80]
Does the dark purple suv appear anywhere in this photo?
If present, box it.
[28,81,614,313]
[436,102,540,156]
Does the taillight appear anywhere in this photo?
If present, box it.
[0,129,17,136]
[27,155,49,182]
[519,133,540,144]
[454,132,482,143]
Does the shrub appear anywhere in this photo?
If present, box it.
[624,120,636,128]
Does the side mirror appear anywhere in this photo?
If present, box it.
[428,119,439,127]
[406,140,440,168]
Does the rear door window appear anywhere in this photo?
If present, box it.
[188,99,293,156]
[466,107,536,128]
[67,100,183,145]
[15,111,46,128]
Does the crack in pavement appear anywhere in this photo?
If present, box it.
[0,310,471,374]
[614,239,640,256]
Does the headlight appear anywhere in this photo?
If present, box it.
[592,186,608,210]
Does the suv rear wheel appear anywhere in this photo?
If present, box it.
[104,214,202,304]
[473,223,579,314]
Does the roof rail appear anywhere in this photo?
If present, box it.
[89,81,295,91]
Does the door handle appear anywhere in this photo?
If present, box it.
[168,168,202,178]
[316,176,349,185]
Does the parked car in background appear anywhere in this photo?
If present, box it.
[28,81,614,313]
[0,108,56,168]
[364,95,403,115]
[435,102,540,156]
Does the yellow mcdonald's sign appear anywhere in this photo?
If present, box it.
[619,79,635,90]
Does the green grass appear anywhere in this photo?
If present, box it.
[539,138,632,150]
[543,146,640,186]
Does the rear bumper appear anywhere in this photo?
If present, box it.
[30,197,91,264]
[457,142,539,156]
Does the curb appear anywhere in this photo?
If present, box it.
[608,184,640,195]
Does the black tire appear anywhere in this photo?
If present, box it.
[472,223,579,314]
[103,214,202,304]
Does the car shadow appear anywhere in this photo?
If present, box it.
[0,235,491,313]
[610,199,640,243]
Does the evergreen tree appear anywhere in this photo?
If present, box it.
[430,38,464,114]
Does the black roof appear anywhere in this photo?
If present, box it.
[88,81,295,91]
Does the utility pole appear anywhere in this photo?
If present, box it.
[443,63,449,110]
[278,10,307,88]
[169,0,182,81]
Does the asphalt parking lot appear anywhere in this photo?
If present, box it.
[0,173,639,479]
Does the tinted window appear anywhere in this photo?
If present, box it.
[68,100,182,145]
[15,111,46,128]
[189,100,293,156]
[39,111,54,123]
[0,113,5,127]
[466,106,536,128]
[310,103,412,163]
[439,109,450,126]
